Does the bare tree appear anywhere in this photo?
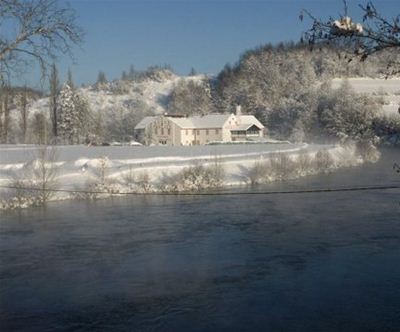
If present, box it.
[301,1,400,75]
[0,83,11,143]
[0,0,83,80]
[19,85,28,143]
[32,112,48,144]
[49,63,60,139]
[31,145,59,204]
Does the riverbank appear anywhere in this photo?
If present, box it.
[0,142,375,210]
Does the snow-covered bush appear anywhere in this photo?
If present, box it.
[2,146,60,209]
[240,147,362,187]
[314,150,334,173]
[269,153,298,181]
[158,160,225,192]
[356,140,381,163]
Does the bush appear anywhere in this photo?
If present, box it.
[158,160,225,192]
[269,153,297,180]
[314,150,334,173]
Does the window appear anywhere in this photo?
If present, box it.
[197,130,200,135]
[155,128,158,135]
[168,129,171,135]
[186,130,188,135]
[206,129,209,135]
[215,129,219,134]
[192,129,195,135]
[161,128,164,135]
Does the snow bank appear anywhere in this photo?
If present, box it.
[0,142,370,210]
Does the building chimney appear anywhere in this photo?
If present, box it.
[235,104,242,117]
[235,104,242,124]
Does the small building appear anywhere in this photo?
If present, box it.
[134,105,264,146]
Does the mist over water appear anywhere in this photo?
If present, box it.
[1,148,399,332]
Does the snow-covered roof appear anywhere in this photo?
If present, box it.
[232,123,261,131]
[134,113,264,130]
[169,114,232,129]
[135,116,156,129]
[239,115,264,129]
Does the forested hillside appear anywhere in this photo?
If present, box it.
[1,44,399,146]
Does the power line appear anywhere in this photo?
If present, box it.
[0,184,399,196]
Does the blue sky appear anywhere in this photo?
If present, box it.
[23,0,399,89]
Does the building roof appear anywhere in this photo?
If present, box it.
[134,113,264,130]
[134,116,156,130]
[232,123,261,131]
[238,115,264,129]
[169,114,232,129]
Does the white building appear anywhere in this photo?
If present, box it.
[134,106,264,146]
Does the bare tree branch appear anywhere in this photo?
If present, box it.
[0,0,83,82]
[301,1,400,76]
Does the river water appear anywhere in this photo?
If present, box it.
[1,148,399,332]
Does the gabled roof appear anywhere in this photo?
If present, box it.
[238,115,264,129]
[134,113,264,130]
[134,116,156,129]
[232,123,262,131]
[166,113,232,129]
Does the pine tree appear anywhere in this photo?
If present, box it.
[189,67,197,76]
[96,71,107,86]
[58,84,78,144]
[58,83,90,144]
[128,65,135,80]
[67,68,74,90]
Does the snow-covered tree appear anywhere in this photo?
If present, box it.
[58,84,77,143]
[317,80,378,142]
[302,1,400,76]
[168,79,214,115]
[58,83,90,144]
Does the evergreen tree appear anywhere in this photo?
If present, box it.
[128,65,135,80]
[96,71,107,86]
[58,83,90,144]
[121,71,128,80]
[67,68,74,90]
[189,67,197,76]
[58,84,78,144]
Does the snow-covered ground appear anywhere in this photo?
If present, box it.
[0,143,310,188]
[0,143,364,209]
[332,78,400,116]
[26,72,207,119]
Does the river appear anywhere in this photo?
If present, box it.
[1,148,399,331]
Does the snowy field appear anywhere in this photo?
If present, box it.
[0,143,307,164]
[332,78,400,116]
[0,143,310,189]
[0,142,366,210]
